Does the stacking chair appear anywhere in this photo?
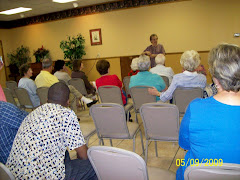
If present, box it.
[90,103,144,153]
[36,87,49,105]
[172,87,203,116]
[123,76,131,97]
[0,162,15,180]
[80,121,96,146]
[14,88,35,110]
[6,81,17,98]
[88,146,176,180]
[184,163,240,180]
[3,88,17,106]
[59,79,67,85]
[68,78,89,96]
[160,75,169,87]
[97,85,133,121]
[130,86,156,123]
[140,103,179,163]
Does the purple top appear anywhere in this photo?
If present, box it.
[144,44,165,67]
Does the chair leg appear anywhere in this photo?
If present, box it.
[110,139,113,146]
[101,139,104,145]
[135,113,138,123]
[155,141,158,157]
[127,111,129,121]
[86,137,89,146]
[139,130,145,155]
[133,137,136,152]
[99,139,101,145]
[145,140,149,164]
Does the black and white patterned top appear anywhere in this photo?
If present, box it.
[6,103,85,179]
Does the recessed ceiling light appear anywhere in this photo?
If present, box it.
[0,7,32,15]
[53,0,77,3]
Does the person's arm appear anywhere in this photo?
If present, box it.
[0,62,4,70]
[75,145,88,160]
[82,73,95,93]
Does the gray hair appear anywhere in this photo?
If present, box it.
[155,54,166,65]
[130,57,139,71]
[180,50,200,71]
[208,43,240,92]
[42,58,53,69]
[138,55,150,71]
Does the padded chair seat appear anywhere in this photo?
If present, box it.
[148,166,176,180]
[126,122,140,138]
[124,102,133,113]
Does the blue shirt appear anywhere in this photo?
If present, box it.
[0,101,28,164]
[177,97,240,180]
[129,71,166,101]
[160,71,206,102]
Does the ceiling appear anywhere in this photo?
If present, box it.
[0,0,120,21]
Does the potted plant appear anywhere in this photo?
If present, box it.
[60,34,86,69]
[33,46,50,63]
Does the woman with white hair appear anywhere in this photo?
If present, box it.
[149,50,206,102]
[150,54,174,84]
[176,44,240,180]
[128,57,139,76]
[129,55,166,101]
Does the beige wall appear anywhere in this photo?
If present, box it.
[0,0,240,84]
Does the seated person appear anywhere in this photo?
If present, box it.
[128,57,139,76]
[0,101,28,164]
[149,54,174,84]
[149,50,206,102]
[0,61,6,101]
[35,58,97,108]
[176,44,240,180]
[129,55,166,101]
[96,59,127,105]
[6,82,97,179]
[53,60,71,84]
[18,63,40,107]
[71,60,96,95]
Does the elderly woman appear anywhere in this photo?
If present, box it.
[150,54,174,84]
[18,64,40,107]
[128,57,139,76]
[71,60,96,95]
[0,61,6,101]
[53,60,71,84]
[149,50,206,102]
[129,55,166,101]
[176,44,240,179]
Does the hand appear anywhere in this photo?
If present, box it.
[0,62,4,70]
[148,87,161,96]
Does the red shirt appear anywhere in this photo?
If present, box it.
[96,75,126,105]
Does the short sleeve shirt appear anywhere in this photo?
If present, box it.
[6,103,85,179]
[35,70,59,88]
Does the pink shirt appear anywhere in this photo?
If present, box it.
[0,85,6,102]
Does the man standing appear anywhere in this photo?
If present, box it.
[0,101,28,164]
[6,82,97,179]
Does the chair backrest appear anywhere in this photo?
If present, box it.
[0,162,15,180]
[140,103,179,141]
[123,76,131,97]
[130,86,156,112]
[173,87,203,115]
[6,81,17,98]
[184,163,240,180]
[59,79,67,85]
[14,88,34,109]
[97,86,123,106]
[68,78,88,96]
[88,146,148,180]
[36,87,49,105]
[90,103,130,139]
[160,75,169,87]
[3,88,17,106]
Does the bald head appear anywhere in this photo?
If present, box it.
[48,82,70,107]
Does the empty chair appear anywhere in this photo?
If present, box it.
[3,88,17,106]
[68,78,88,96]
[88,146,176,180]
[80,121,96,146]
[0,162,15,180]
[6,81,17,98]
[14,87,34,110]
[90,103,144,153]
[130,86,156,122]
[172,87,203,116]
[36,87,49,105]
[160,75,169,87]
[97,85,133,121]
[184,163,240,180]
[123,76,131,97]
[140,103,179,163]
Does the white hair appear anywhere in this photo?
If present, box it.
[130,58,139,71]
[138,55,150,71]
[155,54,166,65]
[180,50,200,71]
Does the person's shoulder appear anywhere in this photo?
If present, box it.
[189,97,214,109]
